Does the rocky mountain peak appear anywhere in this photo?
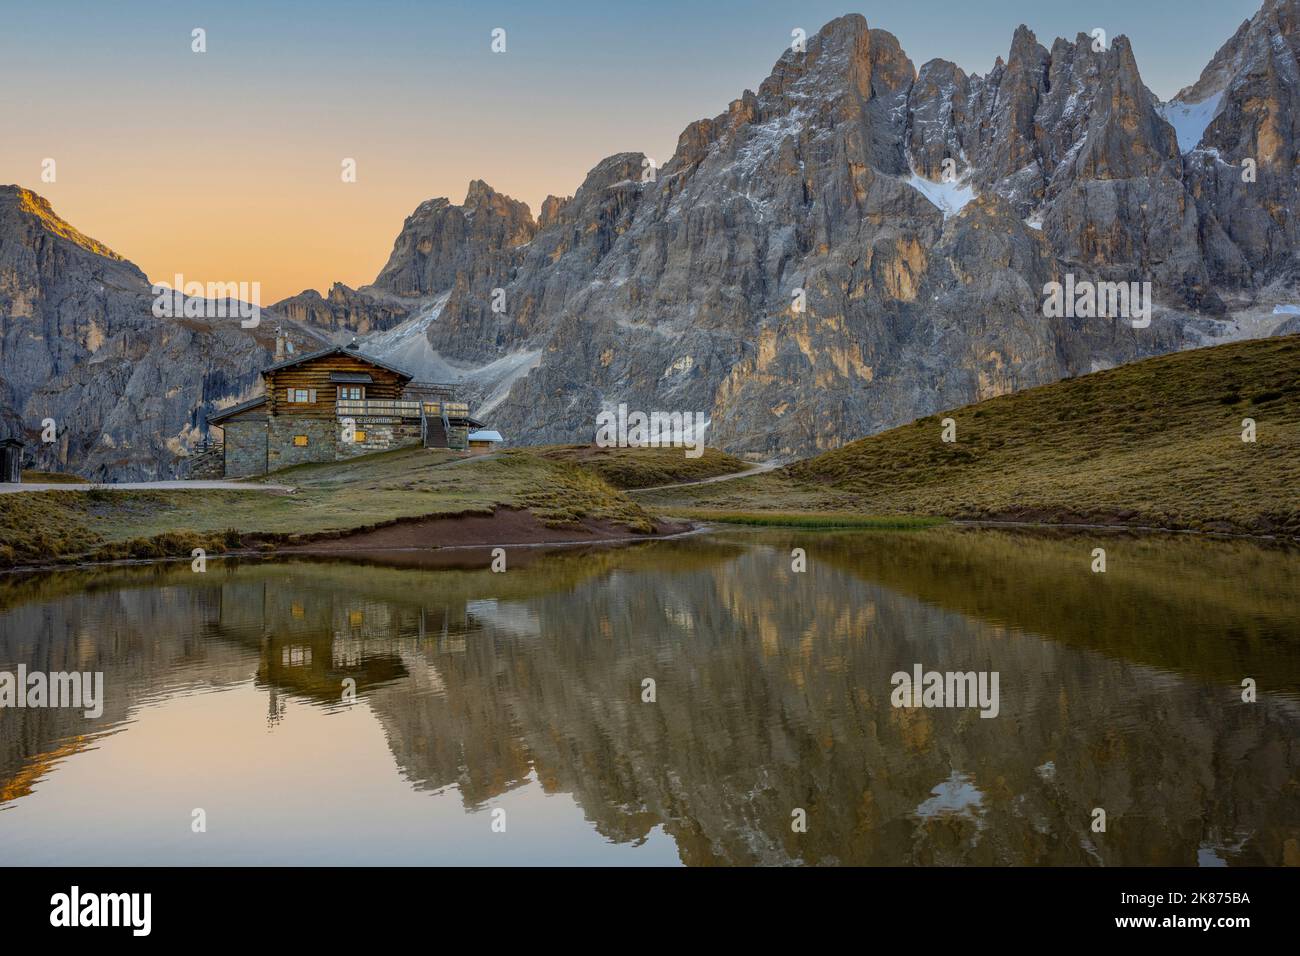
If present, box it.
[1,184,131,265]
[269,282,410,337]
[758,14,914,110]
[463,178,497,205]
[433,5,1289,453]
[7,2,1300,477]
[370,181,538,298]
[538,194,571,229]
[1006,24,1048,71]
[463,178,533,225]
[1165,0,1300,281]
[0,188,326,478]
[1067,35,1179,182]
[1178,0,1300,102]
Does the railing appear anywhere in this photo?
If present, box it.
[187,442,225,479]
[406,381,460,397]
[421,401,470,419]
[336,399,422,418]
[335,398,472,421]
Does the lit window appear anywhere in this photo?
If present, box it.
[282,646,312,667]
[353,430,367,442]
[293,435,308,446]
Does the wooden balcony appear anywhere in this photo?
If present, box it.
[336,399,423,418]
[335,398,473,420]
[421,401,471,419]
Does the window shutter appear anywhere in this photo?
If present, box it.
[285,388,292,402]
[308,388,317,403]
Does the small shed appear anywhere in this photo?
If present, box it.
[466,430,503,453]
[0,437,25,483]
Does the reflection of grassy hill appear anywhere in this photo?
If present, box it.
[0,536,746,614]
[795,526,1300,693]
[640,336,1300,536]
[0,449,654,569]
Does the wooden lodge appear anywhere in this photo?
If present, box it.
[204,338,493,478]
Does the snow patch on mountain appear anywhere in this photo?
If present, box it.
[1189,302,1298,346]
[733,109,808,177]
[363,291,452,374]
[470,350,544,419]
[906,172,976,218]
[1158,90,1225,153]
[360,291,539,419]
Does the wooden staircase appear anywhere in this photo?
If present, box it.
[187,442,225,479]
[423,415,448,449]
[417,394,471,451]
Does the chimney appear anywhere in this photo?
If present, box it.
[274,325,286,362]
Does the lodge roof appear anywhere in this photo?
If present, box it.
[207,395,268,425]
[262,344,413,382]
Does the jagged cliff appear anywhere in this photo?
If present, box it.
[0,187,331,478]
[349,2,1300,457]
[4,1,1300,475]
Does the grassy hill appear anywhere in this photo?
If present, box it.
[19,470,88,484]
[4,336,1296,568]
[638,335,1300,536]
[535,444,751,488]
[0,448,657,569]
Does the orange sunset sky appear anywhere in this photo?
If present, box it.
[0,0,1258,303]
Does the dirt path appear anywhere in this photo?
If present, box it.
[630,460,781,493]
[0,480,295,494]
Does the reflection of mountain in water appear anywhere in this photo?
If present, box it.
[0,530,1297,865]
[0,570,254,803]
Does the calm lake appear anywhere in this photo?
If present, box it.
[1,527,1298,866]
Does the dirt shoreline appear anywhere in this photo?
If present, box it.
[278,506,691,553]
[0,506,694,575]
[4,503,1294,576]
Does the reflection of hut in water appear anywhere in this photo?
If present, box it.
[204,578,414,713]
[256,627,407,704]
[413,602,495,654]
